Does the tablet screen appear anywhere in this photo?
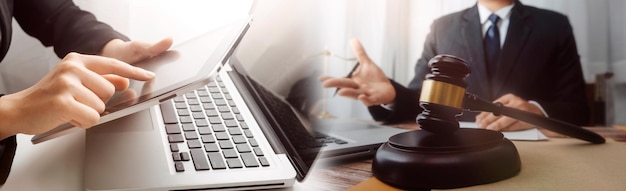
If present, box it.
[103,22,241,113]
[31,19,249,144]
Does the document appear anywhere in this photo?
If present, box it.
[459,122,548,141]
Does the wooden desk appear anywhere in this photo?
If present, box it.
[304,126,626,191]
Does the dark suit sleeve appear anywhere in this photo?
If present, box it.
[368,80,421,124]
[536,19,589,126]
[368,21,439,124]
[0,136,16,185]
[13,0,129,57]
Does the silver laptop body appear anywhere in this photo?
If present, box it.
[84,65,299,190]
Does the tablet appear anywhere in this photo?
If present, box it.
[31,19,250,144]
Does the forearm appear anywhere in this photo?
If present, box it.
[13,0,129,57]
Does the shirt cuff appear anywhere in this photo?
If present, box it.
[528,100,548,117]
[380,103,395,111]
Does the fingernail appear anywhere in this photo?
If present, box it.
[476,123,483,128]
[486,125,495,130]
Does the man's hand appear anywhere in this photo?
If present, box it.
[319,39,395,106]
[475,93,544,131]
[0,53,156,140]
[100,37,174,64]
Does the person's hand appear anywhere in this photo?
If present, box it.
[0,53,156,140]
[100,37,174,64]
[476,93,544,131]
[319,39,395,106]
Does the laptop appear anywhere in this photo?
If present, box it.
[82,33,312,191]
[81,1,409,190]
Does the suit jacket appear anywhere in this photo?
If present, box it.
[0,0,128,184]
[369,1,589,127]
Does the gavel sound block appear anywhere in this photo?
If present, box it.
[372,54,604,190]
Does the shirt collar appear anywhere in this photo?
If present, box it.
[478,3,515,24]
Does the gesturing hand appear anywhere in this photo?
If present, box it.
[0,53,156,139]
[319,39,396,106]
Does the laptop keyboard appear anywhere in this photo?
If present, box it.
[159,77,269,172]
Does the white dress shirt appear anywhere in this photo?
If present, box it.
[477,3,514,48]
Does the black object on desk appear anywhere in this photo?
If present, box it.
[371,54,605,190]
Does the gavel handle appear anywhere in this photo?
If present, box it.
[463,93,605,144]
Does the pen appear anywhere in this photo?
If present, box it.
[333,62,360,96]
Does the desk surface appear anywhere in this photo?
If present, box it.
[3,126,624,191]
[304,126,626,191]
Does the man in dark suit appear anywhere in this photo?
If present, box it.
[0,0,172,183]
[320,0,588,132]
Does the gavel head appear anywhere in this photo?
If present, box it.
[417,54,471,134]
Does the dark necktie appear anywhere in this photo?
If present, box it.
[484,14,501,81]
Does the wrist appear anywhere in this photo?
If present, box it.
[100,39,126,57]
[0,94,18,140]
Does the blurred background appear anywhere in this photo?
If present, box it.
[1,0,623,126]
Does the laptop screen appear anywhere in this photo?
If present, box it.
[225,2,331,181]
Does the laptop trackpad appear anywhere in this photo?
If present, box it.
[89,109,155,133]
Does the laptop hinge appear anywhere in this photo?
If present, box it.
[224,68,288,155]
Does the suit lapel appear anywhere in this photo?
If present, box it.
[461,5,492,100]
[492,2,532,95]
